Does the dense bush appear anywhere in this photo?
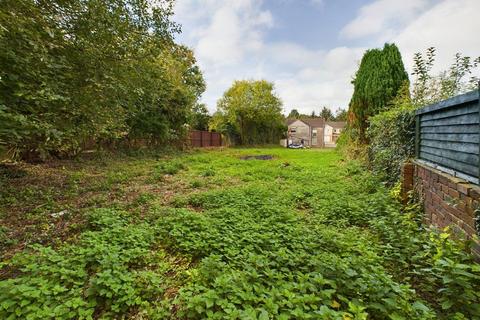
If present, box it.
[335,126,369,163]
[367,86,416,185]
[0,0,204,160]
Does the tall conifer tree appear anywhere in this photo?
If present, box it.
[348,43,409,142]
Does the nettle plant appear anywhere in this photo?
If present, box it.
[154,183,435,319]
[0,209,176,319]
[1,149,479,319]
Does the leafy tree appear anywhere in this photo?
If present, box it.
[287,109,300,118]
[212,80,285,145]
[126,45,205,142]
[190,103,210,131]
[310,111,316,118]
[412,47,480,107]
[320,107,334,121]
[0,0,204,160]
[334,108,347,121]
[348,43,409,142]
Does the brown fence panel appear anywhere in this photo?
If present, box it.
[211,132,221,146]
[202,131,211,147]
[189,130,222,147]
[190,130,202,147]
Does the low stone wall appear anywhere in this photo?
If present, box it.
[402,160,480,256]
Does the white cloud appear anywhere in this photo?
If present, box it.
[267,46,365,110]
[174,0,480,115]
[341,0,433,40]
[175,0,273,67]
[393,0,480,76]
[174,0,361,114]
[341,0,480,99]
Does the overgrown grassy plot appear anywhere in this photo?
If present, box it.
[1,148,479,319]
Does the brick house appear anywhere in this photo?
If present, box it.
[285,118,346,148]
[324,121,346,148]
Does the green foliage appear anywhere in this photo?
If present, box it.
[0,209,177,319]
[422,232,480,316]
[334,108,347,121]
[156,190,432,319]
[0,226,15,248]
[287,107,343,121]
[366,48,480,185]
[367,84,416,184]
[201,167,216,177]
[336,128,369,163]
[190,103,211,131]
[156,160,186,175]
[211,80,285,145]
[163,150,478,319]
[369,197,480,319]
[1,148,479,319]
[0,0,204,160]
[412,47,480,107]
[190,180,204,188]
[348,43,409,142]
[320,107,334,121]
[287,109,300,118]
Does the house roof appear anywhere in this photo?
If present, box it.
[325,121,346,129]
[286,118,297,126]
[286,118,325,128]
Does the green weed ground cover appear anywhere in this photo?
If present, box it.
[0,148,479,319]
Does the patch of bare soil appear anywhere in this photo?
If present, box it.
[240,155,274,160]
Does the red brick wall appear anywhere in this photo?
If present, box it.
[402,161,480,255]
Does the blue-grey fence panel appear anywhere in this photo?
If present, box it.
[415,89,480,183]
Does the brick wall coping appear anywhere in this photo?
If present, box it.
[412,159,480,200]
[414,159,479,185]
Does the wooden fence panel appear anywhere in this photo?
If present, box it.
[189,130,222,148]
[415,89,480,183]
[211,132,221,146]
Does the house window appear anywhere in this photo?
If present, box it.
[290,128,297,133]
[312,129,317,137]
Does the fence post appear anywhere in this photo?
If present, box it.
[415,114,420,158]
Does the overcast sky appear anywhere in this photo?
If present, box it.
[173,0,480,115]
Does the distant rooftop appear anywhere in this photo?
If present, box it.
[286,118,324,127]
[286,118,346,128]
[326,121,346,129]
